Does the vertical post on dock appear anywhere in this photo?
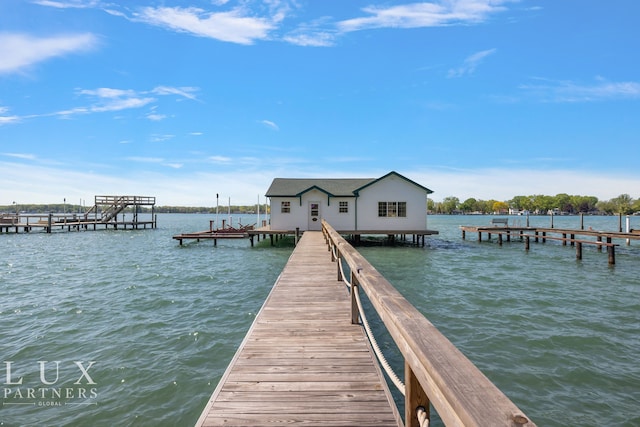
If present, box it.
[405,362,429,427]
[550,212,553,228]
[350,269,360,325]
[597,235,602,252]
[580,213,584,230]
[525,235,530,251]
[576,242,582,260]
[498,233,503,246]
[607,236,615,265]
[47,212,52,233]
[337,255,344,285]
[608,244,615,265]
[618,213,622,232]
[626,216,631,246]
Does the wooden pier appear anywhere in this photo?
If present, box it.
[196,221,536,427]
[0,195,156,233]
[460,222,640,265]
[195,230,401,426]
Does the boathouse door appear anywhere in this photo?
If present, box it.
[308,201,321,230]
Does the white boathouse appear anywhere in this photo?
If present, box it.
[265,171,435,235]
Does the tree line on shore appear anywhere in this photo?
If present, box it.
[430,193,639,215]
[2,194,638,216]
[0,203,270,215]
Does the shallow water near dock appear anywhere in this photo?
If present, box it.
[1,214,638,427]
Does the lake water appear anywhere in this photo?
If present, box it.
[1,214,638,427]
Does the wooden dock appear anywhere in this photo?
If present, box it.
[175,223,438,247]
[195,231,402,427]
[0,195,156,234]
[460,223,640,265]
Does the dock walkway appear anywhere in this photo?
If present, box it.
[195,231,401,427]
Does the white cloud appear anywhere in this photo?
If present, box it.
[149,134,175,142]
[77,86,199,112]
[90,97,156,113]
[79,88,136,98]
[260,119,279,130]
[208,155,233,163]
[146,113,167,121]
[32,0,100,8]
[520,77,640,102]
[448,48,497,78]
[1,152,37,160]
[0,32,98,74]
[283,32,336,47]
[136,6,275,45]
[0,85,200,123]
[337,1,511,32]
[152,86,199,101]
[63,88,157,115]
[126,157,164,163]
[0,108,21,125]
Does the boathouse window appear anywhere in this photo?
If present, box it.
[339,201,348,213]
[281,201,290,213]
[378,201,407,217]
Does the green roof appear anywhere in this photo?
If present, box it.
[265,171,433,197]
[265,178,374,197]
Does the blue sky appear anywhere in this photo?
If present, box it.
[1,0,639,206]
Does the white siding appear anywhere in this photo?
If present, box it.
[356,175,427,230]
[269,196,306,230]
[269,191,357,231]
[319,196,356,230]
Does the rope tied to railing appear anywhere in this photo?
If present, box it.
[416,406,430,427]
[335,247,406,396]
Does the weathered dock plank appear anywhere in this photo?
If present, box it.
[195,231,401,427]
